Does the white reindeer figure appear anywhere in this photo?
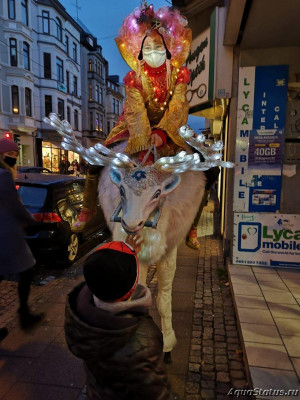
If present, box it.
[44,114,233,356]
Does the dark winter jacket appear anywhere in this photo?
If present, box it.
[0,164,35,274]
[65,282,180,400]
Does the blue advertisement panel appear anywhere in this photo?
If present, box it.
[248,128,285,212]
[247,65,288,212]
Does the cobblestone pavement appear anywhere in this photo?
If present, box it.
[0,200,252,400]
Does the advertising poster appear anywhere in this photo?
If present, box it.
[233,213,300,268]
[233,65,289,212]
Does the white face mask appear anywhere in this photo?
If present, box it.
[143,50,166,68]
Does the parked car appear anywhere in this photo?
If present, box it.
[15,173,109,265]
[17,166,52,174]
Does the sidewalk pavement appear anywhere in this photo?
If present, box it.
[0,200,251,400]
[228,263,300,399]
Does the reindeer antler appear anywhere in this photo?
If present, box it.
[43,113,137,168]
[154,126,234,173]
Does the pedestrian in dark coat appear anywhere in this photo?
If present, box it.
[65,239,181,400]
[0,139,44,341]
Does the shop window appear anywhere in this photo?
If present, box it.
[73,75,78,96]
[88,59,92,72]
[42,142,60,172]
[57,98,64,119]
[23,42,30,71]
[45,95,52,116]
[9,38,17,67]
[8,0,15,20]
[56,17,62,42]
[66,70,70,92]
[72,42,77,62]
[11,85,19,114]
[43,53,51,78]
[65,35,69,56]
[21,0,28,26]
[67,106,71,123]
[42,10,50,34]
[56,57,63,83]
[25,87,32,116]
[74,109,78,130]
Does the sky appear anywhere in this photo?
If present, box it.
[59,0,205,132]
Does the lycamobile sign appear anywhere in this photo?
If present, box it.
[263,227,300,250]
[233,214,300,268]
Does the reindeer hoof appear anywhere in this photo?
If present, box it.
[164,351,172,364]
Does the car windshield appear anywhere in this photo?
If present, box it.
[17,186,47,207]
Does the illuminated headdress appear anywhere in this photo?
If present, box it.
[116,3,192,73]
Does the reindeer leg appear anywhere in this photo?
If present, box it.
[156,247,177,356]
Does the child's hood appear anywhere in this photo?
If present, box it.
[64,282,152,359]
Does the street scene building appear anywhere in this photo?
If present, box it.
[0,0,125,171]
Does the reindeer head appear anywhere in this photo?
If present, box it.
[110,165,180,234]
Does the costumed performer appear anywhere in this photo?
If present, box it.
[72,2,192,232]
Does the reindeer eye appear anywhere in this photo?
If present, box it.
[152,190,161,200]
[120,186,125,198]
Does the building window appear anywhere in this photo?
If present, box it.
[43,53,51,78]
[73,76,78,96]
[66,71,70,92]
[57,98,64,119]
[65,35,69,55]
[88,59,92,72]
[107,121,110,133]
[95,113,99,131]
[23,42,30,71]
[90,112,93,131]
[56,17,62,41]
[9,38,18,67]
[72,42,77,62]
[96,85,99,103]
[112,98,116,114]
[74,109,78,130]
[8,0,15,20]
[99,63,103,77]
[56,57,63,83]
[45,95,52,116]
[25,87,31,116]
[21,0,28,26]
[11,85,19,114]
[99,114,103,131]
[89,83,93,101]
[99,87,103,104]
[42,11,50,34]
[67,106,71,123]
[116,100,119,115]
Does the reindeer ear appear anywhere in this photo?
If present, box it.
[110,169,122,186]
[161,175,181,196]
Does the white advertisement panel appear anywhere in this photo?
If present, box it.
[186,28,210,108]
[233,213,300,268]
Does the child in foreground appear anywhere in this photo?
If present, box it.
[65,235,181,400]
